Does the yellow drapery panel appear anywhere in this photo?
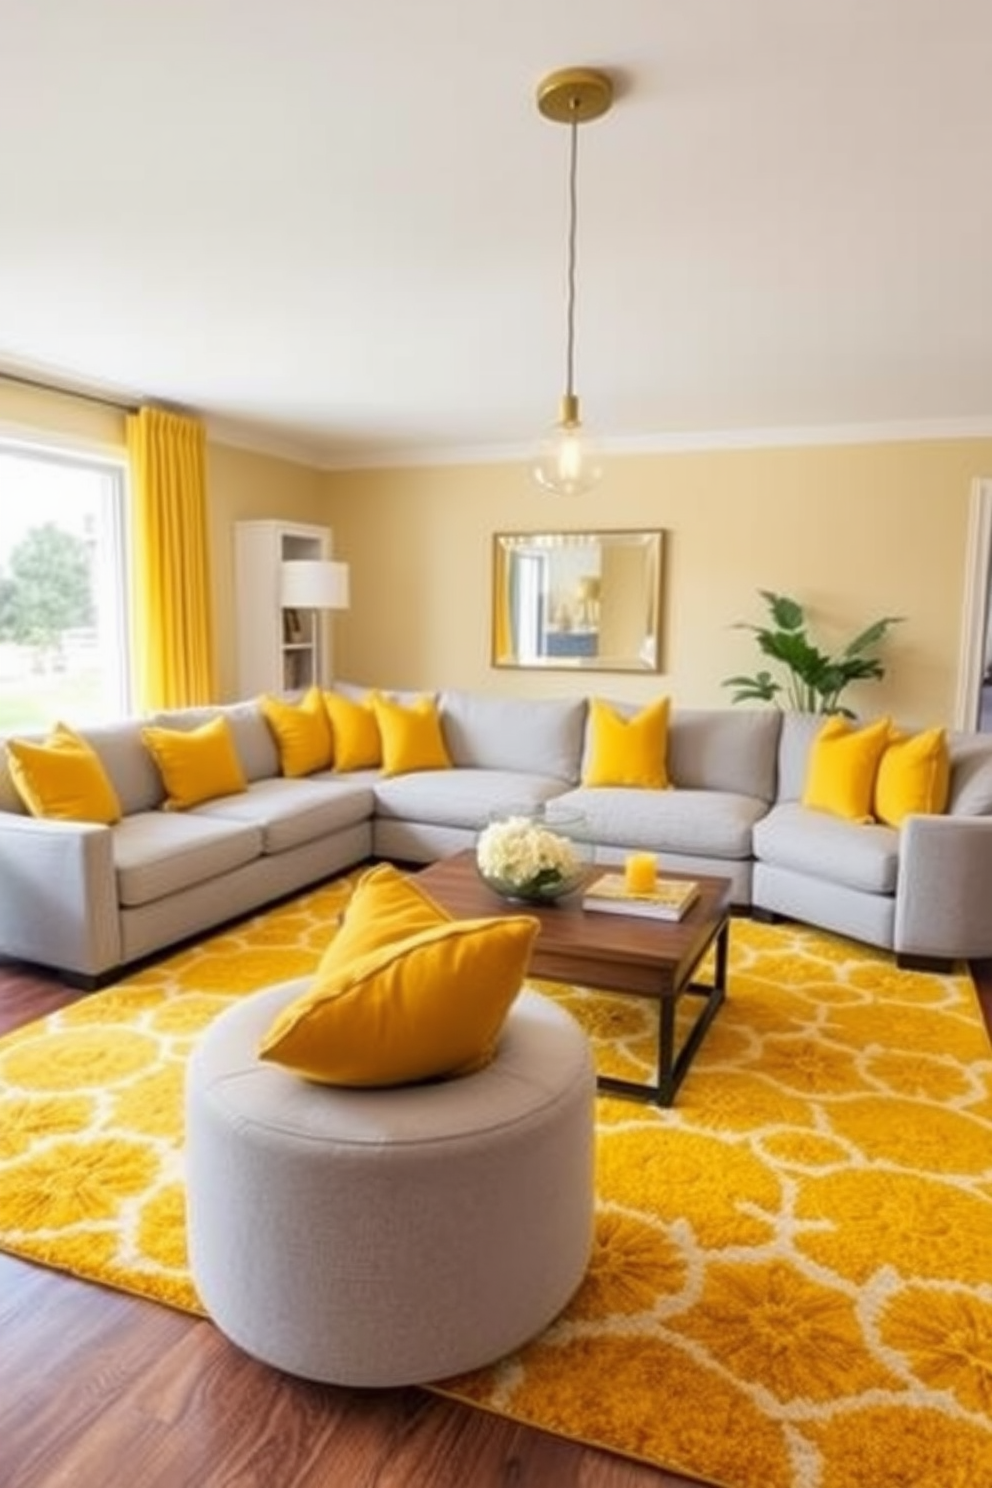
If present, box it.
[493,543,512,663]
[126,406,217,710]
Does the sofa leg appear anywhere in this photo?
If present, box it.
[60,968,117,992]
[750,907,782,925]
[896,952,957,975]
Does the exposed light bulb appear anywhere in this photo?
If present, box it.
[532,395,602,496]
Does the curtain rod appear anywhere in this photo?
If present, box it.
[0,369,140,415]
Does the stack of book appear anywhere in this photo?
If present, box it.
[582,872,700,922]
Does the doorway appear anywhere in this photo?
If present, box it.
[956,479,992,732]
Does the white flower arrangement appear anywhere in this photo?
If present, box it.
[476,814,583,900]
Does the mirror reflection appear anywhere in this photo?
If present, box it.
[492,530,664,672]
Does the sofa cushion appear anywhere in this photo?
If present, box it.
[439,690,586,784]
[374,768,570,832]
[151,702,280,783]
[114,812,263,908]
[191,776,375,854]
[557,786,766,860]
[946,734,992,816]
[6,723,122,825]
[668,708,782,801]
[753,803,899,894]
[774,713,830,803]
[333,679,430,709]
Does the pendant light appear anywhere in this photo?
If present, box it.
[532,67,614,496]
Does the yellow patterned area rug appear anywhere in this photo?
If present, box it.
[1,881,992,1488]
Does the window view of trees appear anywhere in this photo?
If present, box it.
[0,446,129,731]
[0,522,96,665]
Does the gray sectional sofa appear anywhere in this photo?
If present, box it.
[2,687,991,985]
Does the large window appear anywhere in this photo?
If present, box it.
[0,441,130,731]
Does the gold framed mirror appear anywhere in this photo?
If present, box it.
[492,530,664,672]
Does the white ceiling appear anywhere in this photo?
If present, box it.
[2,0,991,468]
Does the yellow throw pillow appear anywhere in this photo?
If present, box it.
[318,862,453,965]
[373,693,452,777]
[259,864,539,1087]
[322,690,382,771]
[141,715,247,810]
[6,722,122,824]
[874,726,950,828]
[261,686,333,777]
[801,716,891,823]
[581,696,671,788]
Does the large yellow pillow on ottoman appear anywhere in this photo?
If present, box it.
[320,862,454,964]
[259,864,539,1086]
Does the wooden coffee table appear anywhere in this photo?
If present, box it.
[418,851,732,1107]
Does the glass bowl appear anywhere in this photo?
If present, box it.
[475,807,590,904]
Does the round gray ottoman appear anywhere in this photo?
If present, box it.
[185,980,596,1387]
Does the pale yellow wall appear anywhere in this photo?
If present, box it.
[321,440,992,727]
[5,379,990,726]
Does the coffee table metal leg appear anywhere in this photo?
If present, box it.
[655,998,677,1105]
[597,921,729,1108]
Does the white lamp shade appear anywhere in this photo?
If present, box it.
[280,560,350,610]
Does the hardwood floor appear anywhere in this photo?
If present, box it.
[2,954,991,1488]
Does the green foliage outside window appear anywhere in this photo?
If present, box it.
[0,522,94,663]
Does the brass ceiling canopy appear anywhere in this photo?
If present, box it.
[536,67,613,125]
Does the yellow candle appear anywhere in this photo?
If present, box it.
[624,852,657,895]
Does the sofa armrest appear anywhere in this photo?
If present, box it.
[895,814,992,960]
[0,814,121,981]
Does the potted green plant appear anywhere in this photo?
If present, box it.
[722,590,903,717]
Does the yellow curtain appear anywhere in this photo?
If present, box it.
[126,406,217,710]
[493,544,512,663]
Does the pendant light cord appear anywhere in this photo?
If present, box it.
[565,115,579,402]
[533,66,612,488]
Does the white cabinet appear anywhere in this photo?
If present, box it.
[235,520,334,695]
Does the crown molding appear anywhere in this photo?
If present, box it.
[600,417,992,455]
[312,416,992,472]
[6,357,992,472]
[200,414,331,470]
